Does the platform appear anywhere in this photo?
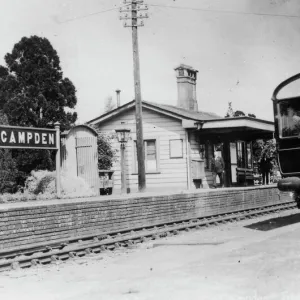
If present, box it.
[1,207,299,300]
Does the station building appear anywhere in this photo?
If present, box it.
[87,64,274,194]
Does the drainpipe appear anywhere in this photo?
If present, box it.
[116,89,121,108]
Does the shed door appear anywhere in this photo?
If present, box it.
[76,137,98,193]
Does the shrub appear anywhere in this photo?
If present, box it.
[0,149,19,193]
[94,131,118,170]
[24,169,97,198]
[0,192,37,203]
[60,172,97,198]
[12,149,55,187]
[25,170,56,195]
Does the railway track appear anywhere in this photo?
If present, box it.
[0,201,297,272]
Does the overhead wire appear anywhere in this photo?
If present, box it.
[59,2,300,24]
[148,4,300,19]
[59,4,131,24]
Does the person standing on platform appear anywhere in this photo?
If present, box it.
[259,154,272,185]
[211,151,225,188]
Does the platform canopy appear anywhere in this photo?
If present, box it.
[183,117,274,140]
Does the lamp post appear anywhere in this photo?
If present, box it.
[115,128,131,194]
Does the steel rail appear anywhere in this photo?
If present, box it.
[0,201,296,272]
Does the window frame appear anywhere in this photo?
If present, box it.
[236,140,253,169]
[246,142,253,169]
[277,100,300,139]
[169,139,183,159]
[132,137,160,174]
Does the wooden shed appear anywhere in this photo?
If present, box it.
[61,125,99,195]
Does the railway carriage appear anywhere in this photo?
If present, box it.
[272,73,300,207]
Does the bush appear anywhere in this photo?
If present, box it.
[60,171,97,198]
[96,132,118,170]
[25,170,56,195]
[12,149,55,186]
[0,169,98,204]
[0,192,37,203]
[24,169,97,199]
[0,149,19,193]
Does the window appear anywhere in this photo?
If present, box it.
[145,140,157,171]
[169,139,183,158]
[246,142,252,169]
[230,142,237,183]
[236,141,253,169]
[237,141,245,168]
[133,139,159,173]
[278,99,300,137]
[204,142,211,169]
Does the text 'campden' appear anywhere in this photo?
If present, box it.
[0,127,57,149]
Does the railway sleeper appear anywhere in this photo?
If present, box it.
[85,248,94,255]
[69,251,77,259]
[0,202,294,272]
[31,259,41,266]
[51,255,61,264]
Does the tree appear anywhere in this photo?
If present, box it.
[104,96,116,113]
[0,36,78,186]
[0,150,19,193]
[233,110,246,117]
[224,102,256,118]
[247,113,256,118]
[252,139,277,170]
[88,124,118,170]
[225,102,234,118]
[0,35,77,130]
[97,132,118,170]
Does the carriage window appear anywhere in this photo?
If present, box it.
[278,99,300,137]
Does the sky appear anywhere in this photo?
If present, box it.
[0,0,299,122]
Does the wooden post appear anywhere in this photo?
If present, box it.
[120,143,127,194]
[55,122,61,198]
[131,0,146,192]
[185,131,191,190]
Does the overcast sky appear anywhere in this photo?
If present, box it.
[0,0,299,122]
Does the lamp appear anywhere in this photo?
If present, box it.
[196,120,205,130]
[115,128,131,147]
[115,127,131,194]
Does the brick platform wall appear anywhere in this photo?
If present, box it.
[0,186,291,253]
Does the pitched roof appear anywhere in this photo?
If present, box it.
[144,101,221,121]
[87,100,221,125]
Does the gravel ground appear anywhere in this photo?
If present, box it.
[1,208,300,300]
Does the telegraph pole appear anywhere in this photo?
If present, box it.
[120,0,148,192]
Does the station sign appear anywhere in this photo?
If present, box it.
[0,126,57,149]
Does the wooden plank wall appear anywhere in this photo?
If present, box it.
[76,136,99,193]
[96,107,188,193]
[0,186,290,252]
[61,127,99,195]
[189,132,214,187]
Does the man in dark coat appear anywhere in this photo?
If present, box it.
[259,154,272,185]
[211,151,225,188]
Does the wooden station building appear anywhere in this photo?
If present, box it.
[87,64,274,194]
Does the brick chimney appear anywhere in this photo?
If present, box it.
[116,89,121,107]
[174,64,198,111]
